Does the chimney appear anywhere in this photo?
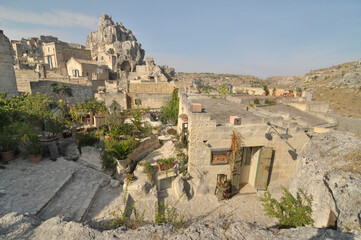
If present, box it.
[191,103,202,113]
[230,116,241,125]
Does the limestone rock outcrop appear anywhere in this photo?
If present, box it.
[0,30,18,97]
[1,212,359,240]
[86,14,145,72]
[290,130,361,233]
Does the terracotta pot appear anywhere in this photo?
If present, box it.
[75,128,85,135]
[29,154,42,163]
[63,132,72,138]
[1,149,15,162]
[157,162,174,171]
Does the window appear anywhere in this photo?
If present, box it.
[211,150,231,165]
[101,56,104,60]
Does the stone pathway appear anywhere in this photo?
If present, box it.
[163,189,276,227]
[0,158,75,217]
[0,157,111,222]
[37,167,109,221]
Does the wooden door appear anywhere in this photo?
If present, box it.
[255,147,273,190]
[231,148,243,195]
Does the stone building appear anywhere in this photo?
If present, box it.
[67,57,109,81]
[11,35,59,68]
[0,30,18,97]
[42,42,91,76]
[177,90,335,195]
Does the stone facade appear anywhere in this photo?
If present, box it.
[43,42,91,76]
[11,35,58,68]
[178,89,310,195]
[0,30,18,97]
[67,57,109,81]
[14,69,39,93]
[30,79,94,103]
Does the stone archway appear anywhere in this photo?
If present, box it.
[120,61,131,72]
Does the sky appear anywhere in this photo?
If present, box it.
[1,0,361,79]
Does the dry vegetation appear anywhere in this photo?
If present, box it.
[335,149,361,175]
[311,87,361,118]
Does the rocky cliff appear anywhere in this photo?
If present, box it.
[290,130,361,233]
[86,14,145,71]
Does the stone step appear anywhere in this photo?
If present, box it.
[0,159,75,217]
[37,167,108,222]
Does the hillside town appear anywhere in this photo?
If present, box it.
[0,12,360,240]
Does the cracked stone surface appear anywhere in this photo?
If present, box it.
[37,166,109,222]
[0,158,75,216]
[0,156,110,223]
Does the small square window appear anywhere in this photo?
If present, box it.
[211,150,231,165]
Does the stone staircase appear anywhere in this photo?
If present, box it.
[37,167,108,221]
[0,157,110,223]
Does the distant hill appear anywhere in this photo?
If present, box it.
[175,72,264,87]
[266,59,361,118]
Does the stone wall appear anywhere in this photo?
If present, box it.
[130,93,171,109]
[15,69,39,93]
[127,135,161,162]
[30,80,93,103]
[0,30,18,96]
[129,82,175,94]
[178,90,309,195]
[287,101,329,113]
[95,92,127,109]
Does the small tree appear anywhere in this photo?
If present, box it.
[260,186,314,228]
[263,85,270,96]
[51,83,73,99]
[160,88,179,125]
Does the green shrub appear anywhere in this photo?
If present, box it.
[265,99,276,105]
[109,123,133,138]
[260,186,314,228]
[160,88,179,125]
[106,180,145,229]
[143,161,157,185]
[101,138,139,170]
[217,85,230,94]
[263,85,270,95]
[254,98,260,105]
[76,133,100,152]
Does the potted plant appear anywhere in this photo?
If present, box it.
[156,157,176,171]
[179,114,188,122]
[20,136,44,163]
[0,127,18,162]
[42,116,65,141]
[216,178,232,200]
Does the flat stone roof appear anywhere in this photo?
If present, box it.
[257,104,328,127]
[188,97,329,128]
[189,98,258,125]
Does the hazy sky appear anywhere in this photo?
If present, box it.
[1,0,360,78]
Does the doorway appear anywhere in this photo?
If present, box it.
[231,146,273,194]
